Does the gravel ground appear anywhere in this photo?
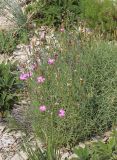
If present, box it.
[0,122,28,160]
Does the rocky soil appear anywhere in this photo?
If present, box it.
[0,122,28,160]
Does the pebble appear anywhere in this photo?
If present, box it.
[11,153,23,160]
[0,125,6,134]
[79,142,85,148]
[69,153,78,160]
[19,151,28,160]
[0,154,3,160]
[61,152,69,160]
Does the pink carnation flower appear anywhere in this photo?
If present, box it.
[58,109,65,117]
[20,73,28,80]
[48,58,55,65]
[20,72,32,80]
[37,76,45,83]
[39,105,47,112]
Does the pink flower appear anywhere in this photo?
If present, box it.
[37,76,45,83]
[19,72,32,80]
[48,58,55,65]
[58,109,65,117]
[20,73,28,80]
[39,105,47,112]
[60,28,65,32]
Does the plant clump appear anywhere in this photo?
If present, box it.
[0,63,19,117]
[19,32,117,147]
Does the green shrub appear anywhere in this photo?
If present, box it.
[0,63,19,117]
[0,29,29,54]
[0,31,17,54]
[74,130,117,160]
[25,0,80,26]
[21,33,117,147]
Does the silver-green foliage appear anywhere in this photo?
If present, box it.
[0,0,27,27]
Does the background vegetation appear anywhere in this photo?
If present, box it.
[25,0,117,35]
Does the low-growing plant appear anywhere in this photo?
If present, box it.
[22,136,61,160]
[0,31,17,54]
[25,0,80,27]
[0,29,29,54]
[74,129,117,160]
[20,32,117,149]
[0,63,19,117]
[74,146,90,160]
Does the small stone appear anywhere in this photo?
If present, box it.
[104,131,111,137]
[0,125,6,134]
[19,151,28,160]
[69,153,78,160]
[91,137,98,142]
[61,152,69,160]
[15,131,23,139]
[79,142,85,148]
[102,137,109,143]
[21,100,27,105]
[0,153,3,160]
[11,154,22,160]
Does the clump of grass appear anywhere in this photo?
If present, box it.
[20,31,117,148]
[0,29,29,54]
[0,31,17,54]
[74,129,117,160]
[0,62,19,118]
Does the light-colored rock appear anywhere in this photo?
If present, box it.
[69,153,78,160]
[79,142,85,148]
[0,125,6,134]
[0,153,3,160]
[11,153,23,160]
[61,152,69,160]
[19,151,28,160]
[15,131,23,139]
